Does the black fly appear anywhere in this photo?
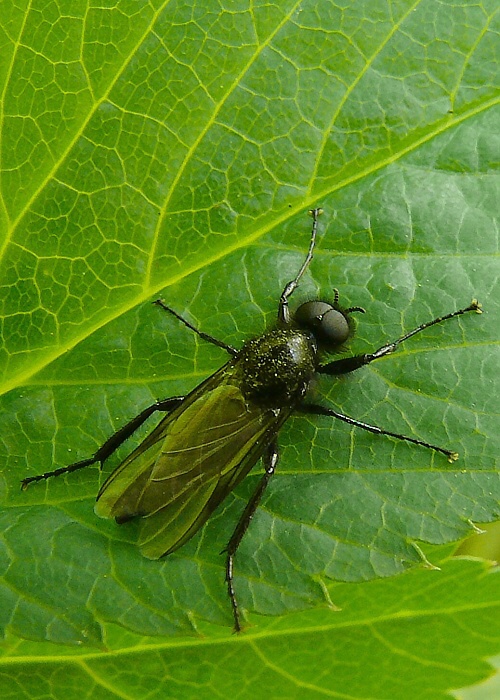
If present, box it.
[22,209,481,631]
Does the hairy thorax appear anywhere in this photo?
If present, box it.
[237,329,317,407]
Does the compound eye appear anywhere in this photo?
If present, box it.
[295,301,350,346]
[320,309,350,345]
[295,301,332,323]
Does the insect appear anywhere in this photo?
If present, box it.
[22,208,481,632]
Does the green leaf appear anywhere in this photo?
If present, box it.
[0,558,499,699]
[0,0,498,678]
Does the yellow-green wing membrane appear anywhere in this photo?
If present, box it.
[95,367,289,559]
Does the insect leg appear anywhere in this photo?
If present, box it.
[224,441,279,632]
[278,208,323,325]
[319,300,481,376]
[21,396,185,490]
[298,404,458,461]
[154,299,238,356]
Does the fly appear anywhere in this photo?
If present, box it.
[22,209,482,632]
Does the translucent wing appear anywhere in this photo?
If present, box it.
[95,366,290,558]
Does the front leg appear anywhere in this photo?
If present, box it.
[319,300,481,376]
[318,344,397,376]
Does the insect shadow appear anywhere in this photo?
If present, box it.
[22,208,481,632]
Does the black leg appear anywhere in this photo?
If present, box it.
[21,396,185,489]
[299,403,458,462]
[319,300,481,376]
[278,208,323,325]
[154,299,238,356]
[225,441,279,632]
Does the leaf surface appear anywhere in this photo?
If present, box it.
[0,3,498,694]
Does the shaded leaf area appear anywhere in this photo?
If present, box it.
[0,559,499,700]
[5,466,497,644]
[0,0,499,665]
